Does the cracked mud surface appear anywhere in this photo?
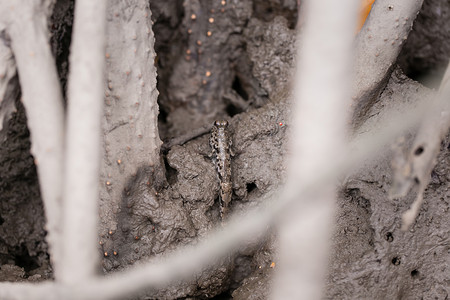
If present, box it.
[0,0,449,299]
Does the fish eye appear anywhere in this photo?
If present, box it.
[214,120,221,126]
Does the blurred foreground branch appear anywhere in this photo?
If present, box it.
[272,0,357,298]
[390,62,450,230]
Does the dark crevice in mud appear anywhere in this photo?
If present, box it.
[398,59,448,89]
[158,106,170,141]
[225,103,243,118]
[150,1,185,139]
[396,0,450,88]
[158,105,169,125]
[49,0,75,100]
[232,76,249,101]
[210,291,233,299]
[245,182,257,193]
[12,244,40,273]
[252,0,298,29]
[163,155,178,186]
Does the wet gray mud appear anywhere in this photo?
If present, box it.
[1,0,449,299]
[0,99,51,282]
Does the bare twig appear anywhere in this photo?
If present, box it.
[4,0,65,278]
[390,62,450,230]
[61,0,107,283]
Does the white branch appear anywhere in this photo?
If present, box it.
[61,0,107,284]
[352,0,424,125]
[272,0,357,298]
[5,0,65,278]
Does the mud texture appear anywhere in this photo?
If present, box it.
[0,0,72,283]
[0,0,449,299]
[0,99,50,281]
[329,137,450,299]
[49,0,74,98]
[100,91,290,298]
[151,0,294,140]
[244,16,296,99]
[326,71,450,299]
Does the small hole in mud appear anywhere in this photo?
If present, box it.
[385,232,394,242]
[211,291,232,299]
[391,256,401,266]
[411,269,419,277]
[163,156,177,185]
[414,146,424,156]
[414,177,420,184]
[226,103,243,117]
[0,214,4,225]
[14,245,40,273]
[246,182,257,193]
[232,76,249,101]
